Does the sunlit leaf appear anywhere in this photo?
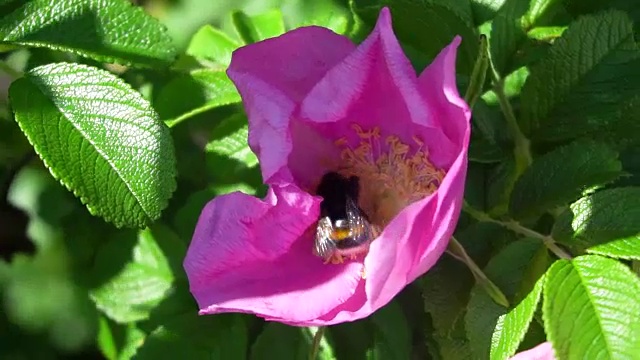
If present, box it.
[0,0,176,66]
[509,140,623,219]
[9,63,176,228]
[543,255,640,358]
[90,228,177,323]
[490,274,545,360]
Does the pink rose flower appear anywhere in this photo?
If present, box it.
[184,7,470,326]
[510,342,556,360]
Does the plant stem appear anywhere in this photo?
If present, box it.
[464,35,489,109]
[488,53,532,174]
[447,236,510,308]
[501,219,573,260]
[493,78,532,171]
[462,201,573,260]
[308,326,326,360]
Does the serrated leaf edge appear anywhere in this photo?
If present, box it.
[0,0,177,67]
[10,62,176,228]
[490,274,545,360]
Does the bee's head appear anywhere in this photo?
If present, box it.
[316,172,362,220]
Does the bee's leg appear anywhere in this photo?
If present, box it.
[329,253,345,264]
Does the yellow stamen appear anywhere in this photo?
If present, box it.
[316,125,443,267]
[337,125,444,227]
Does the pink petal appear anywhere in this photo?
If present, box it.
[410,134,469,278]
[418,36,471,151]
[184,185,365,322]
[227,27,355,186]
[299,7,458,170]
[510,342,556,360]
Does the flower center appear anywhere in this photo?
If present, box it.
[335,124,444,227]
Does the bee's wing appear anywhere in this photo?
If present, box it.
[346,197,373,241]
[314,217,336,258]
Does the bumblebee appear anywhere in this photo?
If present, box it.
[314,172,374,261]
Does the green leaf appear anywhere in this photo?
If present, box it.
[186,25,240,67]
[543,255,640,358]
[466,286,508,359]
[327,319,375,359]
[423,256,475,334]
[486,154,518,216]
[89,228,175,323]
[490,274,545,360]
[9,63,176,228]
[249,9,286,41]
[0,0,176,66]
[469,99,510,164]
[423,221,511,350]
[465,238,548,358]
[520,10,640,140]
[616,147,640,188]
[157,69,241,125]
[490,0,564,76]
[588,236,640,260]
[118,324,145,360]
[489,0,527,73]
[351,0,479,75]
[0,0,20,6]
[232,9,286,45]
[205,113,263,192]
[482,66,529,104]
[464,163,489,211]
[469,137,508,163]
[368,301,411,360]
[471,0,508,25]
[422,256,475,359]
[593,94,640,151]
[430,319,475,360]
[308,327,336,360]
[552,187,640,247]
[97,317,145,360]
[205,114,257,168]
[137,313,248,360]
[248,324,333,359]
[527,26,566,41]
[97,317,118,360]
[509,140,623,219]
[298,12,350,35]
[250,323,311,360]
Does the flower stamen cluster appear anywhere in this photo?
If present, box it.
[336,124,445,227]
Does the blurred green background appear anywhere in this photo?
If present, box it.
[144,0,349,50]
